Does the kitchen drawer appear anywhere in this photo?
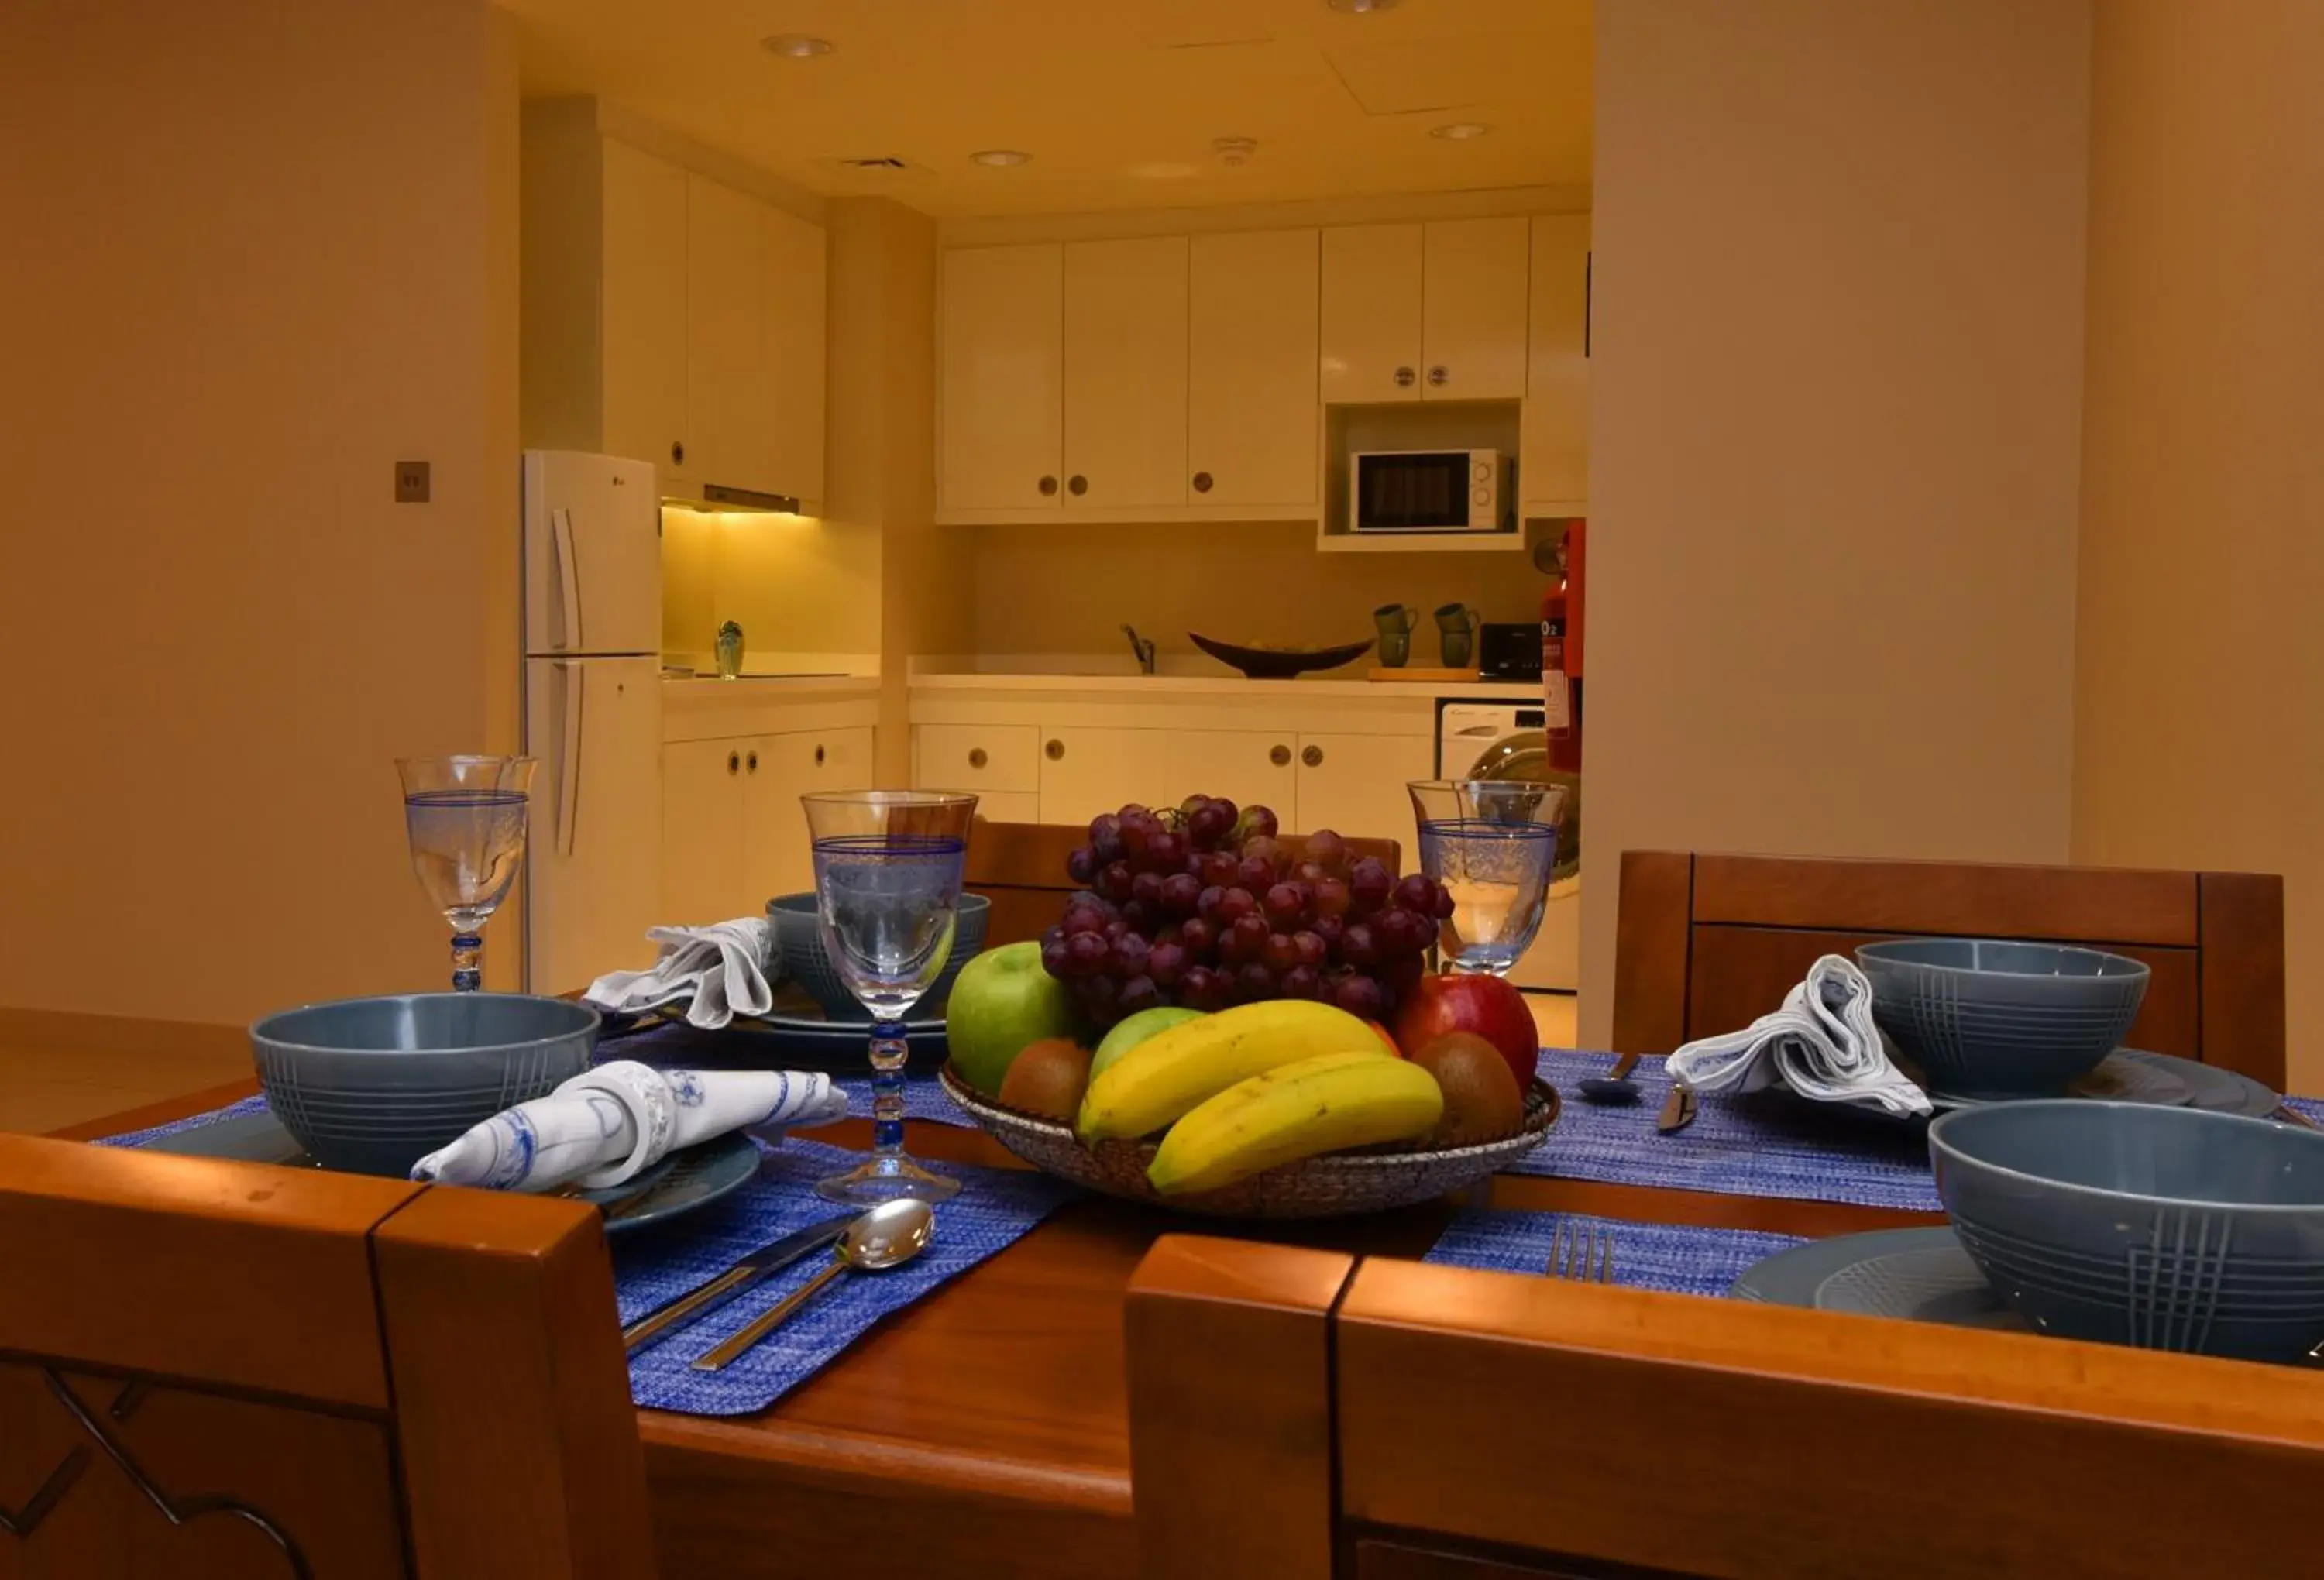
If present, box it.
[916,723,1040,794]
[972,790,1043,825]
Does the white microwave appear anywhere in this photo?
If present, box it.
[1349,449,1516,535]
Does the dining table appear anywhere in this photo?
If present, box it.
[55,1055,1946,1580]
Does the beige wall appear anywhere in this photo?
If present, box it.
[1581,0,2092,1044]
[658,507,882,665]
[966,522,1552,665]
[0,1,519,1028]
[2075,2,2324,1089]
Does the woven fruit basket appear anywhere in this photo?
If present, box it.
[938,1065,1559,1218]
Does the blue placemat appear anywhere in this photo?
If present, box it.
[94,1093,275,1149]
[1427,1204,1805,1299]
[616,1137,1071,1415]
[604,1019,975,1126]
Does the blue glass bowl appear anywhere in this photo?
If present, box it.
[1855,938,2148,1099]
[765,892,989,1021]
[249,992,598,1177]
[1932,1101,2324,1362]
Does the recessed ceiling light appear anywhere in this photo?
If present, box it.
[1431,122,1493,140]
[969,149,1033,167]
[761,34,833,58]
[1326,0,1399,12]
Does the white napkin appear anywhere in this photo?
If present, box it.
[1665,955,1933,1118]
[408,1059,847,1192]
[585,918,776,1029]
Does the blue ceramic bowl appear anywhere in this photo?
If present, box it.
[765,892,990,1021]
[1855,938,2149,1099]
[249,992,598,1177]
[1931,1101,2324,1362]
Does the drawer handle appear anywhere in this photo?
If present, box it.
[815,744,826,768]
[968,747,988,769]
[1393,366,1416,388]
[1046,739,1065,761]
[1301,745,1323,768]
[1067,475,1088,496]
[672,440,686,466]
[1191,471,1213,494]
[746,750,758,773]
[1427,365,1449,387]
[727,750,740,775]
[1270,744,1291,767]
[1038,475,1058,496]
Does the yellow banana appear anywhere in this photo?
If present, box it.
[1147,1051,1445,1196]
[1074,998,1387,1142]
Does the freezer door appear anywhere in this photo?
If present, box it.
[524,450,662,655]
[524,654,663,994]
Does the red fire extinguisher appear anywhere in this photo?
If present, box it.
[1542,522,1583,773]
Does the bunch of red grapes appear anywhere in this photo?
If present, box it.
[1040,796,1453,1029]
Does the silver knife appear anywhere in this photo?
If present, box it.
[622,1213,857,1354]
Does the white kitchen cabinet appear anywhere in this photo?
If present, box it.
[974,790,1043,824]
[1320,223,1425,404]
[744,725,880,901]
[762,204,829,507]
[599,138,691,484]
[1422,217,1529,400]
[686,174,769,497]
[914,723,1042,795]
[662,737,747,923]
[941,243,1064,512]
[1291,733,1436,861]
[1188,229,1319,508]
[1523,214,1590,512]
[1062,236,1188,511]
[1037,726,1296,830]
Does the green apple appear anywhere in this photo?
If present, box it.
[1090,1005,1205,1082]
[945,941,1080,1095]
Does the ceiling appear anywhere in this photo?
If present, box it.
[507,0,1592,218]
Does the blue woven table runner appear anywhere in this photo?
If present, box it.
[1427,1204,1804,1299]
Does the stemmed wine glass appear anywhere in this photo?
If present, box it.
[802,789,978,1205]
[397,755,537,991]
[1406,780,1569,976]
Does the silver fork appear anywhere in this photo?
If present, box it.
[1546,1220,1614,1284]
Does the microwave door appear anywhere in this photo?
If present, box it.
[1360,454,1466,531]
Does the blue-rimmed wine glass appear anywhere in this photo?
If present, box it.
[398,755,537,991]
[1407,779,1569,975]
[802,789,978,1205]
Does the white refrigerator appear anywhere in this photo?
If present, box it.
[521,450,664,994]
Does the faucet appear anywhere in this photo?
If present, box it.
[1122,623,1157,675]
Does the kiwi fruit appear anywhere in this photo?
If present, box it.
[1408,1032,1526,1146]
[998,1038,1092,1122]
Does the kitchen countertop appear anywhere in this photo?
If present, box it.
[909,672,1542,699]
[661,675,881,698]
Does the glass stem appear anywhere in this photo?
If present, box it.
[451,931,483,993]
[869,1020,908,1157]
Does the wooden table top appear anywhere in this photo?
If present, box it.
[53,1076,1942,1580]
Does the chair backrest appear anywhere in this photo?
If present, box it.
[1613,850,2286,1087]
[968,819,1401,950]
[0,1134,657,1580]
[1127,1234,2324,1580]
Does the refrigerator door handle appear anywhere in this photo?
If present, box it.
[550,506,583,651]
[553,661,583,858]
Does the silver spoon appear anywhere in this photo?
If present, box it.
[1579,1052,1643,1104]
[691,1197,936,1372]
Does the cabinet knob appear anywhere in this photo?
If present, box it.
[1191,471,1213,494]
[1427,365,1449,387]
[672,440,686,466]
[1045,738,1065,761]
[1270,744,1291,767]
[968,747,988,769]
[1038,475,1058,496]
[1302,745,1323,768]
[727,750,740,775]
[1067,475,1088,496]
[1393,366,1416,388]
[746,750,759,773]
[814,744,826,767]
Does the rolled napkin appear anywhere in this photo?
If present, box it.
[409,1060,847,1192]
[1665,955,1934,1118]
[586,917,776,1029]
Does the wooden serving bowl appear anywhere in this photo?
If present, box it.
[937,1065,1559,1218]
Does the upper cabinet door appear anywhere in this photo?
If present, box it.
[1421,217,1529,400]
[1321,223,1425,404]
[1063,236,1189,511]
[762,204,827,507]
[942,243,1064,512]
[1523,214,1590,510]
[686,173,773,493]
[600,140,690,481]
[1188,229,1319,508]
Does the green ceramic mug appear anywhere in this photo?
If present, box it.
[1373,604,1417,667]
[1435,603,1480,669]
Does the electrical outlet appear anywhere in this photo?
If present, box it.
[394,460,431,503]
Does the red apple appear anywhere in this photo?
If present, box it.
[1393,974,1536,1094]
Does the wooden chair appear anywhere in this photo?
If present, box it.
[1128,1234,2324,1580]
[968,820,1401,950]
[0,1133,656,1579]
[1613,850,2286,1088]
